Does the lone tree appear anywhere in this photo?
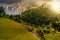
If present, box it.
[0,7,5,17]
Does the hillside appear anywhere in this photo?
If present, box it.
[0,17,37,40]
[21,3,60,40]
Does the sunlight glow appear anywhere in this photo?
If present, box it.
[50,1,60,12]
[52,3,59,11]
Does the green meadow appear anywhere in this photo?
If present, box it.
[0,18,37,40]
[45,32,60,40]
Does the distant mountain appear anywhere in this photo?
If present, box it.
[3,3,26,15]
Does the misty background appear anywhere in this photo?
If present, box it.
[0,0,52,15]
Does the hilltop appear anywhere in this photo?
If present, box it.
[0,17,37,40]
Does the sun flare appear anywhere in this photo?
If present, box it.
[52,3,59,11]
[51,2,60,12]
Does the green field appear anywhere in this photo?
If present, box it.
[44,32,60,40]
[0,18,37,40]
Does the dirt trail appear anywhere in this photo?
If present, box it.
[31,32,42,40]
[22,24,42,40]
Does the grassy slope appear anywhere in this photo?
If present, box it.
[0,17,37,40]
[45,32,60,40]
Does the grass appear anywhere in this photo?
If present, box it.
[36,25,60,40]
[45,32,60,40]
[0,17,37,40]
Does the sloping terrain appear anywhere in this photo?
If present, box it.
[0,17,37,40]
[45,32,60,40]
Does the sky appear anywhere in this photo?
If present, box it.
[1,0,60,10]
[0,0,52,13]
[0,0,53,8]
[0,0,51,4]
[1,0,60,15]
[0,0,60,7]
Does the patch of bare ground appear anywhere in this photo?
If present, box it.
[22,24,42,40]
